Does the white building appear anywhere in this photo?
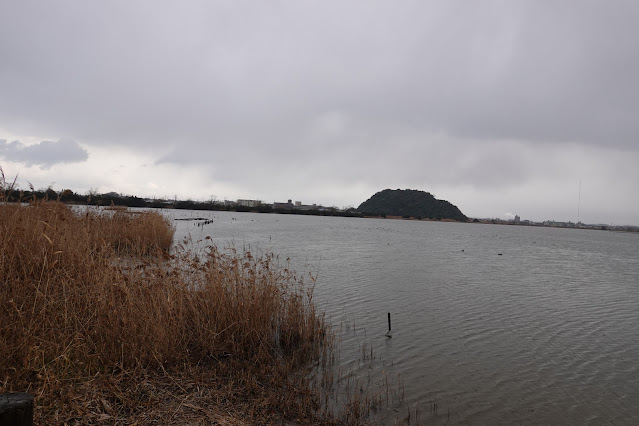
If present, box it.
[236,199,261,208]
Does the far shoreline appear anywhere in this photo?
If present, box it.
[4,184,637,233]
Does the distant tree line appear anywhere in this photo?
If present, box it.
[6,185,466,222]
[3,187,364,218]
[6,187,149,208]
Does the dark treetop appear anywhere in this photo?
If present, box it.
[357,189,468,222]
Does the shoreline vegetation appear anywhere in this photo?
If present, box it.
[1,171,634,231]
[2,179,411,423]
[0,201,327,423]
[1,168,411,424]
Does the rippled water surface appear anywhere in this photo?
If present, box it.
[168,210,639,424]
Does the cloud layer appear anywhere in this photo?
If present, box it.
[1,1,638,224]
[0,139,88,168]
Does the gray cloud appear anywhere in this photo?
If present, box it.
[0,139,88,168]
[1,1,638,223]
[2,1,638,150]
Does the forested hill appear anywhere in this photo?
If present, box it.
[357,189,468,221]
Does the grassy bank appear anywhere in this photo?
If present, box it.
[0,193,339,423]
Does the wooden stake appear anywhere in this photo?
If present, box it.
[385,312,392,337]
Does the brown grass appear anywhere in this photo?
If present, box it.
[0,187,337,423]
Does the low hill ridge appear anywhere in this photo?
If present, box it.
[357,189,468,221]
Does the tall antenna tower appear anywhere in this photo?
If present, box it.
[578,179,582,224]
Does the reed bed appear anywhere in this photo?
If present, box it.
[0,195,336,423]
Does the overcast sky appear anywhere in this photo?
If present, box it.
[1,1,638,225]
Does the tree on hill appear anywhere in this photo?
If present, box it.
[357,189,468,221]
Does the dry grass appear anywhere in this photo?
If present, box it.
[0,180,338,423]
[1,167,409,424]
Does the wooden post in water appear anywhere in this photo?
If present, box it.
[0,393,34,426]
[385,312,392,337]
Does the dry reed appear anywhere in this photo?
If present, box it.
[0,188,336,423]
[1,167,410,424]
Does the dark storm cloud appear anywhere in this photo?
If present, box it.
[0,139,89,168]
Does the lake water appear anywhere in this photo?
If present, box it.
[166,209,639,424]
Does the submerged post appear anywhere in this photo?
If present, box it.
[0,393,34,426]
[385,312,392,337]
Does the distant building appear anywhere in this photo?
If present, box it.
[273,200,294,209]
[273,200,321,211]
[514,215,520,223]
[236,199,261,208]
[296,203,318,211]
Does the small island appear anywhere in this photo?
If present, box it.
[357,189,468,222]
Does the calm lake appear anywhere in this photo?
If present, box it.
[167,209,639,424]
